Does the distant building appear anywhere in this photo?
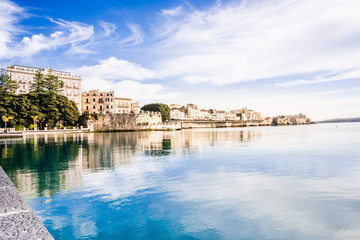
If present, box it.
[284,114,309,124]
[170,104,185,119]
[131,102,141,113]
[231,108,258,120]
[273,116,291,125]
[81,90,115,114]
[185,104,201,119]
[115,98,132,113]
[7,65,82,111]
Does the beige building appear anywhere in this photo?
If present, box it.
[81,90,115,114]
[131,102,141,113]
[7,65,82,110]
[170,104,185,119]
[285,114,309,124]
[115,98,132,113]
[231,108,259,120]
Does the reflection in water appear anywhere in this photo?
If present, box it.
[0,129,259,199]
[1,124,359,239]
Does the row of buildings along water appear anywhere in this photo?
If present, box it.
[6,64,310,125]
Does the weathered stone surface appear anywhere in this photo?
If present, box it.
[0,166,54,239]
[0,167,13,188]
[0,211,53,240]
[0,187,30,214]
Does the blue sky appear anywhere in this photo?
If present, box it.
[1,0,360,120]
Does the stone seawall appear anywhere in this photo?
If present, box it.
[88,114,268,132]
[179,120,263,129]
[0,166,53,239]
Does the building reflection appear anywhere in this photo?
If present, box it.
[0,129,260,198]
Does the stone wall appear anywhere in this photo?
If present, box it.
[88,112,163,131]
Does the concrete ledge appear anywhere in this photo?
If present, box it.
[0,166,53,239]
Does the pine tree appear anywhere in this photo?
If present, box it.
[30,71,45,94]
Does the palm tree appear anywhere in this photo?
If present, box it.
[2,115,13,129]
[30,115,38,129]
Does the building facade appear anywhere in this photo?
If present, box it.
[81,90,115,114]
[115,98,132,113]
[131,102,141,114]
[7,65,82,111]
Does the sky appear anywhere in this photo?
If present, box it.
[0,0,359,121]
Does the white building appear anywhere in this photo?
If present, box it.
[7,65,82,111]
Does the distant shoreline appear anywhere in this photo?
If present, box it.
[317,118,360,124]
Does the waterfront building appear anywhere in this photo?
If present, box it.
[273,116,291,125]
[231,108,257,120]
[170,104,186,119]
[200,109,211,120]
[131,102,141,113]
[115,98,132,113]
[185,104,201,119]
[225,111,238,120]
[284,114,309,124]
[7,65,82,111]
[81,90,115,114]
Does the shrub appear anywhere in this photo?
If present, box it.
[28,124,37,130]
[14,124,25,131]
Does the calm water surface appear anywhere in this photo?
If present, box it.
[1,123,360,239]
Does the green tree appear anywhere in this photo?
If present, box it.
[0,69,18,119]
[141,103,171,122]
[30,72,45,94]
[0,68,18,95]
[56,95,80,126]
[43,74,64,94]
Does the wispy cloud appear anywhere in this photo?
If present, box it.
[99,20,116,37]
[0,11,95,58]
[0,0,24,58]
[275,69,360,87]
[150,0,360,86]
[118,23,144,46]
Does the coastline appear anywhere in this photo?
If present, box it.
[0,121,315,139]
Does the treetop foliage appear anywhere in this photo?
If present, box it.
[141,103,171,122]
[0,68,79,128]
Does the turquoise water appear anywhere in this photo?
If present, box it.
[1,123,360,239]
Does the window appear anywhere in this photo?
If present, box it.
[86,99,89,103]
[93,93,96,96]
[93,106,95,109]
[22,85,26,90]
[93,98,95,102]
[111,105,113,109]
[111,98,113,102]
[100,93,103,96]
[106,105,109,109]
[87,94,89,96]
[107,93,109,96]
[110,93,112,96]
[100,106,103,110]
[86,106,89,110]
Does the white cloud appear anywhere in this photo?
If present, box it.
[72,57,177,100]
[275,69,360,87]
[13,18,94,57]
[0,0,24,58]
[151,0,360,85]
[0,0,95,59]
[118,23,144,46]
[99,20,116,37]
[74,57,158,82]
